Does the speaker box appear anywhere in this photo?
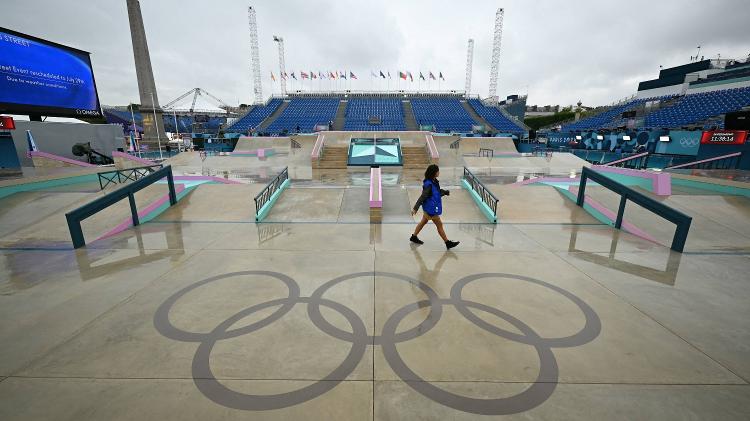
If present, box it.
[725,111,750,130]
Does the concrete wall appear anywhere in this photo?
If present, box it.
[9,121,122,166]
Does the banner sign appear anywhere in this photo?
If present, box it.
[0,115,15,130]
[700,130,748,145]
[655,130,701,156]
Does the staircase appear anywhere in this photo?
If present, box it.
[461,100,495,131]
[333,100,347,131]
[401,145,430,169]
[258,100,290,131]
[314,146,348,169]
[402,100,419,131]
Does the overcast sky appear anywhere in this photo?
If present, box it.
[2,0,749,109]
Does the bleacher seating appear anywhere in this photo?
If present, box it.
[411,98,476,132]
[226,99,283,133]
[644,87,750,128]
[467,98,525,133]
[266,98,339,134]
[561,98,650,131]
[343,98,405,131]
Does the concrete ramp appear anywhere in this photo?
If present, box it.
[489,184,599,224]
[264,187,345,222]
[154,184,264,222]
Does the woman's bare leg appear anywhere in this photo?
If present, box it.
[432,216,449,242]
[413,213,429,236]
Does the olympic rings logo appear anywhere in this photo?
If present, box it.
[679,139,699,147]
[154,271,601,415]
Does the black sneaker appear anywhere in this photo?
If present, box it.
[445,240,460,250]
[410,235,424,245]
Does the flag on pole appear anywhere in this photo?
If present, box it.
[282,72,288,79]
[301,71,309,79]
[340,71,346,79]
[271,71,276,81]
[311,71,317,79]
[319,71,324,79]
[379,70,385,78]
[26,130,38,153]
[291,72,297,80]
[388,71,391,79]
[407,71,413,82]
[350,71,357,79]
[429,71,436,80]
[419,72,426,81]
[371,70,377,77]
[439,72,445,80]
[399,71,407,80]
[329,71,336,79]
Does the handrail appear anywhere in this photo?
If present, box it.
[97,164,163,190]
[254,166,289,221]
[576,167,692,252]
[664,152,742,170]
[311,134,325,160]
[66,165,177,248]
[603,151,649,167]
[449,139,460,149]
[425,134,439,159]
[462,167,499,221]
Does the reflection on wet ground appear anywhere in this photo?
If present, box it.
[1,146,750,420]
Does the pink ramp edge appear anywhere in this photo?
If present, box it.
[173,176,242,184]
[28,151,97,167]
[369,167,382,208]
[512,177,581,186]
[95,184,186,241]
[568,186,660,244]
[592,165,671,196]
[111,151,157,166]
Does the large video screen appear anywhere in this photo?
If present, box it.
[0,27,102,118]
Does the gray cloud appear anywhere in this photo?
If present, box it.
[1,0,748,109]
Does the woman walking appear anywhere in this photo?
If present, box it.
[410,164,460,250]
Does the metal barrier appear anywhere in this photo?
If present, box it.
[290,138,302,149]
[462,167,499,223]
[254,167,289,222]
[478,148,494,158]
[576,167,692,252]
[449,139,460,149]
[66,165,177,248]
[665,151,743,170]
[97,164,163,190]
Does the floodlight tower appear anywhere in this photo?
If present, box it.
[273,35,287,96]
[487,8,505,104]
[247,7,263,105]
[464,39,474,95]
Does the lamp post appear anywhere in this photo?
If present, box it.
[149,92,163,159]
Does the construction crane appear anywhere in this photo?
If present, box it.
[465,38,474,96]
[488,8,505,104]
[247,6,263,105]
[273,35,287,96]
[162,88,233,114]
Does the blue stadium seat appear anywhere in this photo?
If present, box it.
[226,98,283,133]
[411,98,475,132]
[343,98,405,131]
[266,98,339,134]
[467,98,525,133]
[644,87,750,128]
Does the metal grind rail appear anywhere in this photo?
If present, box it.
[97,164,163,190]
[577,166,692,252]
[254,166,290,222]
[461,167,499,223]
[66,165,177,248]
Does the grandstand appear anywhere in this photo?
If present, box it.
[644,87,750,129]
[266,97,339,134]
[225,98,283,133]
[343,98,405,131]
[411,97,476,132]
[468,98,526,133]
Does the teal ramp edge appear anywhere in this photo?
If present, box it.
[555,186,615,227]
[140,186,197,224]
[0,173,99,199]
[461,178,497,224]
[671,177,750,197]
[255,179,290,222]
